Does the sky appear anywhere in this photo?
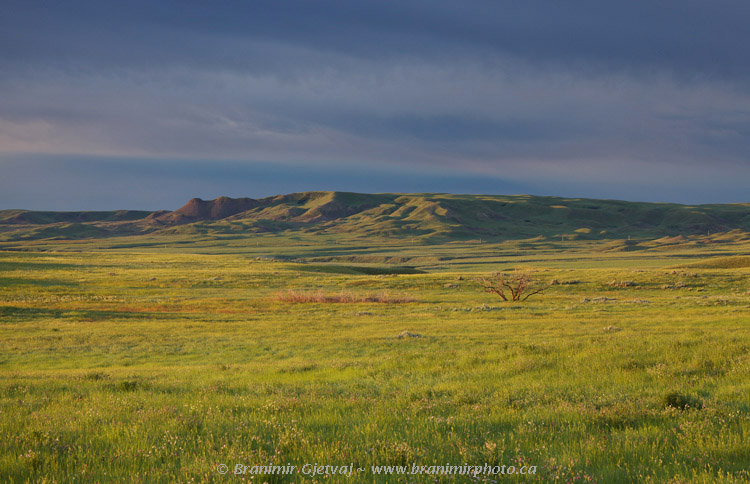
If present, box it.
[2,0,750,210]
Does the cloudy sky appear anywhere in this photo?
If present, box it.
[2,0,750,210]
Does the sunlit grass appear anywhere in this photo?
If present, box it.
[1,244,749,483]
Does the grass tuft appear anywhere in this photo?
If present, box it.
[662,392,703,410]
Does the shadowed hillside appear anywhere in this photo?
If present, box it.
[149,196,260,225]
[1,192,749,244]
[0,209,152,225]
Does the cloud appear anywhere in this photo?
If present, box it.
[1,0,749,205]
[5,1,750,79]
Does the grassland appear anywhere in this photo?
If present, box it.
[1,233,750,483]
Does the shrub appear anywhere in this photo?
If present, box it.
[478,270,550,302]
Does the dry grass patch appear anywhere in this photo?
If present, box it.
[274,289,416,304]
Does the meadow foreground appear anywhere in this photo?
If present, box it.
[1,240,749,483]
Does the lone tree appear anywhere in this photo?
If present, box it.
[478,270,549,302]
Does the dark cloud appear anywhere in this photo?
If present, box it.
[4,0,750,78]
[1,1,749,205]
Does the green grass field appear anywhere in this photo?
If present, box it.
[1,236,749,483]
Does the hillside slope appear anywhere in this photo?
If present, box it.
[1,192,749,243]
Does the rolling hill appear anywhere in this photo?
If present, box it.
[1,191,749,244]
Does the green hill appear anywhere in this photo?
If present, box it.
[1,192,749,243]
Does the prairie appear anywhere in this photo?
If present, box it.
[1,227,749,483]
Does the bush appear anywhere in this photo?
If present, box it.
[478,270,550,302]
